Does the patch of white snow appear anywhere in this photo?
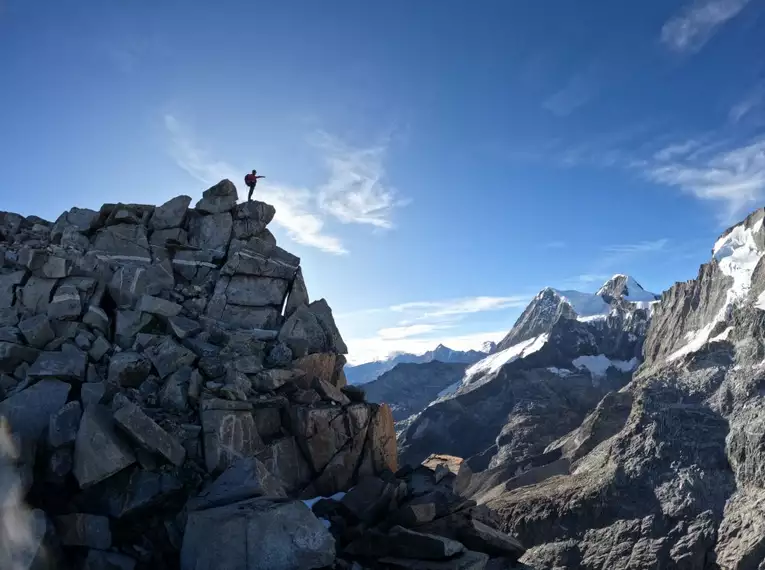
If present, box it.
[463,334,549,384]
[572,354,639,377]
[547,367,572,376]
[710,327,733,342]
[556,290,610,318]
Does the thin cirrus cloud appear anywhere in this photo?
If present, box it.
[339,294,529,362]
[311,131,408,229]
[660,0,752,54]
[390,295,531,319]
[163,115,406,254]
[729,82,765,124]
[647,137,765,221]
[602,239,669,254]
[377,324,453,340]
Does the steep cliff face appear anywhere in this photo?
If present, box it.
[397,276,652,470]
[471,207,765,569]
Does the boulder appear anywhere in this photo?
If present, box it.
[313,378,351,405]
[388,525,466,560]
[51,207,100,240]
[290,405,351,473]
[88,335,111,362]
[256,436,314,493]
[201,399,263,473]
[168,315,201,339]
[308,299,347,354]
[47,284,82,320]
[136,294,182,317]
[91,223,151,262]
[21,250,70,279]
[266,342,293,367]
[0,270,26,308]
[80,468,183,519]
[341,476,398,524]
[456,519,525,560]
[17,277,56,314]
[143,336,196,378]
[81,382,106,409]
[181,498,335,570]
[48,401,83,448]
[221,250,297,280]
[83,305,110,334]
[195,179,238,215]
[0,341,38,373]
[114,310,153,349]
[233,200,276,238]
[278,305,327,357]
[188,457,287,511]
[284,269,309,318]
[108,352,152,388]
[293,353,337,387]
[73,405,136,488]
[225,275,288,307]
[366,403,398,473]
[0,379,70,444]
[114,402,186,466]
[252,368,304,391]
[54,513,111,549]
[19,315,55,348]
[151,195,191,230]
[188,211,233,261]
[26,349,87,381]
[159,366,191,412]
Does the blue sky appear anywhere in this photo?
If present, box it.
[2,0,765,363]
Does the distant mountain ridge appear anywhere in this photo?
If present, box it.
[344,343,489,385]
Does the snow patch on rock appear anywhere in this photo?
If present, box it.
[572,354,639,377]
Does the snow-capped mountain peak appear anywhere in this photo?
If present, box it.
[596,274,658,302]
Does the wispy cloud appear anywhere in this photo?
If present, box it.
[654,140,703,161]
[564,274,611,288]
[543,65,603,117]
[312,132,407,229]
[378,324,453,340]
[661,0,752,54]
[163,115,406,254]
[543,240,567,249]
[164,114,347,254]
[603,239,669,254]
[339,294,529,362]
[390,296,530,319]
[645,137,765,220]
[729,82,765,123]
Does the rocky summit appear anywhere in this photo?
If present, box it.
[0,179,529,570]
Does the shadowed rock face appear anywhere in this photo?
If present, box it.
[449,207,765,569]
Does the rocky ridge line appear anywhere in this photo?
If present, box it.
[0,179,527,570]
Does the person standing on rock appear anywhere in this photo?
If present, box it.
[244,170,265,201]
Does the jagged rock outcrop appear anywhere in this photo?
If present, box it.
[456,208,765,569]
[364,361,470,422]
[0,181,403,569]
[398,277,653,470]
